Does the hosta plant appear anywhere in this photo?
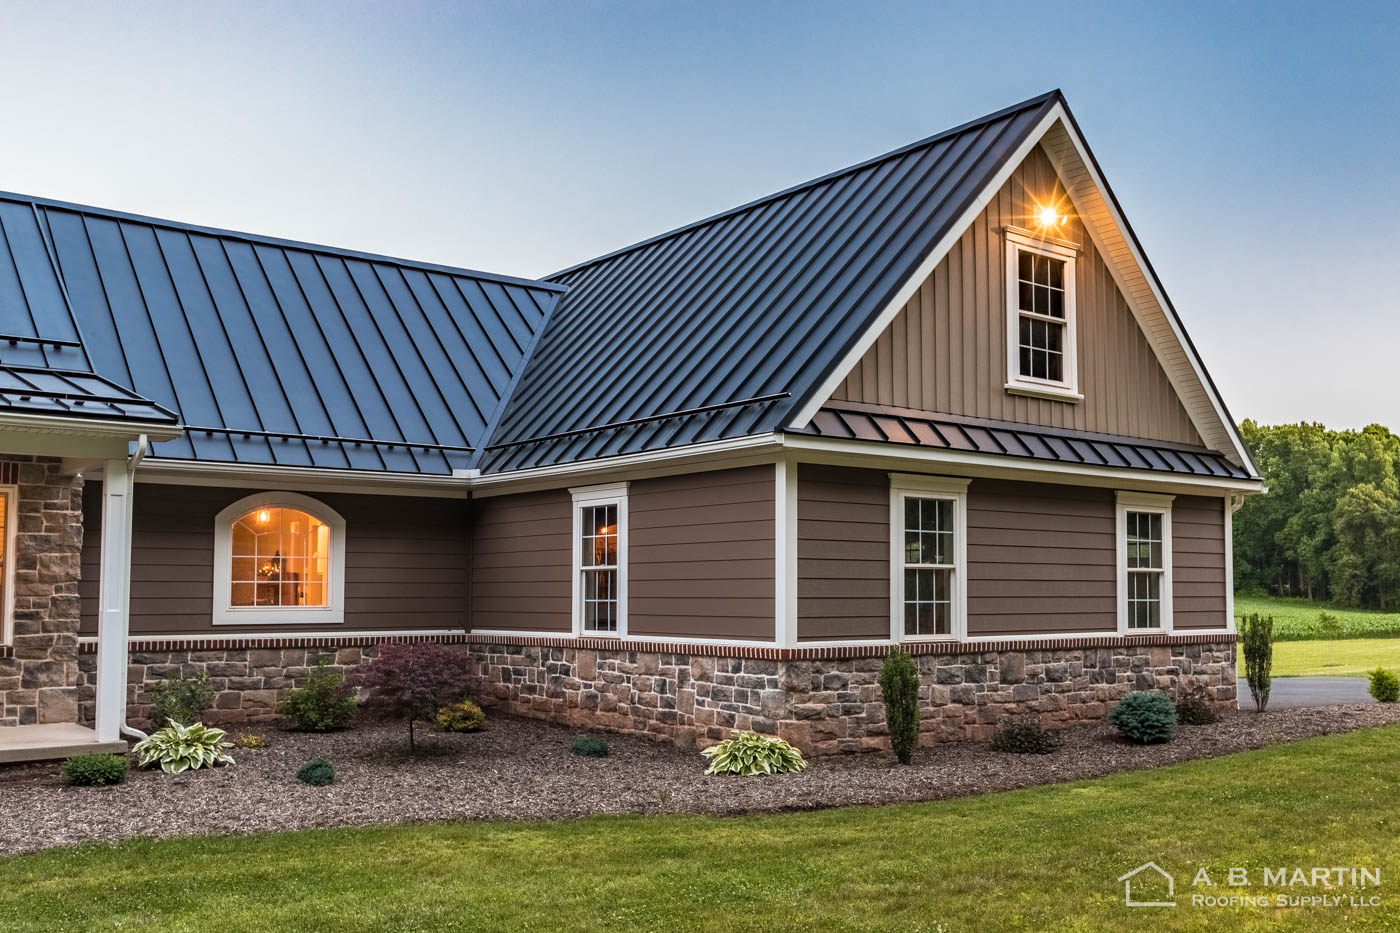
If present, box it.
[701,730,807,776]
[133,722,234,774]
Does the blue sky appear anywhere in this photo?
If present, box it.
[2,1,1395,429]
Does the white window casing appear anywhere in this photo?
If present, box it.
[212,491,347,626]
[1004,226,1081,402]
[1116,491,1174,634]
[890,473,970,643]
[570,482,629,638]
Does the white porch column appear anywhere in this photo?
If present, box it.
[94,458,134,743]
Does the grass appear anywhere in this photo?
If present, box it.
[5,728,1400,931]
[1245,638,1400,679]
[1235,594,1400,641]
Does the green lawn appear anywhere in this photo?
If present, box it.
[5,728,1400,932]
[1235,594,1400,641]
[1247,638,1400,679]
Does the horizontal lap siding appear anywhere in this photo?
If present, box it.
[628,466,775,640]
[966,480,1116,635]
[80,482,468,636]
[1172,495,1227,629]
[797,465,889,641]
[471,489,572,633]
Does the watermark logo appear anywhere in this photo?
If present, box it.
[1118,862,1176,907]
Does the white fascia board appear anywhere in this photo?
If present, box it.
[787,105,1066,430]
[781,434,1263,495]
[133,458,472,498]
[0,413,181,440]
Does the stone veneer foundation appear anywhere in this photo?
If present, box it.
[79,631,1234,755]
[0,458,85,728]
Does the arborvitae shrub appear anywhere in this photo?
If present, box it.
[1239,613,1275,712]
[1369,668,1400,703]
[878,647,921,765]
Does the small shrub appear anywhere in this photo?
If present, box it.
[296,757,335,786]
[701,730,807,776]
[990,721,1060,755]
[878,646,921,765]
[571,735,609,757]
[436,698,486,733]
[1108,692,1176,744]
[361,643,474,752]
[133,722,234,774]
[1317,610,1342,638]
[1175,694,1222,725]
[279,659,357,732]
[146,671,216,730]
[61,753,129,787]
[1239,613,1274,712]
[1368,668,1400,703]
[233,733,269,749]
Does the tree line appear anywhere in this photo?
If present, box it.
[1234,421,1400,608]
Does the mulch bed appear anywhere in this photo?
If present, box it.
[3,703,1399,858]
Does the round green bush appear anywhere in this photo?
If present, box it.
[61,753,129,787]
[1108,691,1176,744]
[1369,668,1400,703]
[571,735,609,757]
[436,698,486,733]
[296,757,335,787]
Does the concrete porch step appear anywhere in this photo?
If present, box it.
[0,723,127,764]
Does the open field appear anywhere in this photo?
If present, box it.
[3,726,1398,932]
[1236,594,1400,641]
[1245,638,1400,679]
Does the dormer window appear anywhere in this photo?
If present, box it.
[1004,227,1080,401]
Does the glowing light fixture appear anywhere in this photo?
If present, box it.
[257,509,271,523]
[1036,205,1062,228]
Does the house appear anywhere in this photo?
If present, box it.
[0,90,1259,761]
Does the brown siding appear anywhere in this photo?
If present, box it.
[830,145,1202,447]
[965,480,1117,636]
[797,464,889,641]
[470,488,572,634]
[629,466,775,640]
[1172,494,1227,629]
[81,482,469,637]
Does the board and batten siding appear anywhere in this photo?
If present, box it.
[797,464,889,641]
[794,468,1227,639]
[628,465,774,640]
[1171,495,1228,630]
[80,482,470,637]
[470,488,573,634]
[828,144,1202,448]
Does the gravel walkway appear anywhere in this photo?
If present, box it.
[3,704,1399,858]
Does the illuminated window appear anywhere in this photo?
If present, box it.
[1116,492,1174,633]
[1004,228,1079,400]
[890,475,968,641]
[571,483,628,636]
[213,493,345,626]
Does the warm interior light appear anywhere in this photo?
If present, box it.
[256,509,271,524]
[1036,205,1061,228]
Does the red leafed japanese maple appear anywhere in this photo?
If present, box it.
[360,643,475,752]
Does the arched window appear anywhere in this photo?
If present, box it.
[213,492,346,626]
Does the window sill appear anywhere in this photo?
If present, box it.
[213,613,345,626]
[1004,382,1084,403]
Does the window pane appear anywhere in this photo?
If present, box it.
[231,507,329,608]
[1126,511,1163,570]
[1047,256,1063,289]
[1126,570,1161,629]
[1018,249,1032,283]
[582,569,618,632]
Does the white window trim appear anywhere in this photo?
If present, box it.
[212,491,347,626]
[0,484,16,645]
[1116,491,1174,635]
[1004,227,1081,401]
[570,482,629,638]
[889,473,970,643]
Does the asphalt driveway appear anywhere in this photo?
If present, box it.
[1236,676,1375,710]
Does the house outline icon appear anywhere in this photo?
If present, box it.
[1117,862,1176,907]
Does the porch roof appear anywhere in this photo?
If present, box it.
[0,363,177,425]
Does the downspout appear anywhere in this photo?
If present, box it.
[118,434,150,743]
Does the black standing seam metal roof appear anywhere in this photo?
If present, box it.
[795,403,1252,480]
[478,92,1063,472]
[0,190,564,474]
